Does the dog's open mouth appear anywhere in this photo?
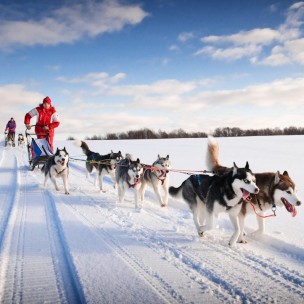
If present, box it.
[241,189,250,200]
[281,198,297,217]
[57,160,65,166]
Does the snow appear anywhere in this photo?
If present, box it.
[0,135,303,304]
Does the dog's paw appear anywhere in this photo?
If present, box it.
[65,191,70,195]
[237,238,247,244]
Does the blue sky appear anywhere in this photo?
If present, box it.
[1,0,304,139]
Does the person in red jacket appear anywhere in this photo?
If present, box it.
[24,96,60,151]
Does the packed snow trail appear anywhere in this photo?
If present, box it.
[0,148,82,303]
[0,141,304,304]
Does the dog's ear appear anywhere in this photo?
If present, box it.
[232,163,238,176]
[274,171,280,184]
[166,155,169,159]
[245,161,249,170]
[136,158,140,163]
[283,170,289,176]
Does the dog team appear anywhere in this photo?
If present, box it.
[40,137,301,247]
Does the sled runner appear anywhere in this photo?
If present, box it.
[26,131,53,170]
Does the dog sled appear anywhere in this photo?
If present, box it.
[26,131,53,170]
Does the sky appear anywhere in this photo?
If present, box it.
[1,0,304,140]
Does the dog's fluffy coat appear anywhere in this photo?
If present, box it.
[42,147,70,194]
[140,155,171,207]
[115,154,144,209]
[75,140,123,192]
[18,133,25,147]
[169,162,259,246]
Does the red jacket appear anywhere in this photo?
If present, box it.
[24,104,60,140]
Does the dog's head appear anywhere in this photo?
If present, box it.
[128,158,143,184]
[109,150,123,167]
[54,147,69,167]
[18,133,24,140]
[153,154,171,174]
[272,171,301,217]
[231,162,259,200]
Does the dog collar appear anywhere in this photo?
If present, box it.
[55,167,66,175]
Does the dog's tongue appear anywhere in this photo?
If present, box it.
[282,198,297,217]
[242,189,250,200]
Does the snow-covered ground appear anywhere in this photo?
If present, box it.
[0,135,303,304]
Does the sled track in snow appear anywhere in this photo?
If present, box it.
[44,191,87,303]
[0,149,85,303]
[0,152,18,250]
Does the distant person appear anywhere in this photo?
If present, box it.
[24,96,60,151]
[5,117,16,146]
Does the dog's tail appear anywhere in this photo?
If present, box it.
[206,136,222,170]
[169,185,183,199]
[206,136,231,175]
[74,140,91,156]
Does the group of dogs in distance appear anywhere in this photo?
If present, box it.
[5,133,25,148]
[41,137,302,247]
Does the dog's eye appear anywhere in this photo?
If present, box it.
[244,179,250,184]
[286,190,291,194]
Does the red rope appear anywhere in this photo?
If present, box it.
[246,199,276,218]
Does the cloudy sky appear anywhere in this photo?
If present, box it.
[1,0,304,139]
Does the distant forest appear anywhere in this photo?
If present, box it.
[67,126,304,140]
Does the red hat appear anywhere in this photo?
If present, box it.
[43,96,52,104]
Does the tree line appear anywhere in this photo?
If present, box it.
[66,126,304,140]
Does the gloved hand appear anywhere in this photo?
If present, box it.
[43,126,49,131]
[25,124,31,130]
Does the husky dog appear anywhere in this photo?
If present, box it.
[206,136,301,242]
[139,155,171,207]
[42,147,70,195]
[5,132,13,147]
[18,133,25,147]
[169,162,259,246]
[75,140,123,192]
[115,154,144,209]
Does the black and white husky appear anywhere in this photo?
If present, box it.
[42,147,70,195]
[139,155,171,207]
[75,140,123,192]
[206,136,301,241]
[115,154,144,209]
[169,162,259,246]
[18,133,25,147]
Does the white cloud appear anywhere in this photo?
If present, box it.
[3,75,303,138]
[178,32,194,42]
[196,2,304,66]
[0,1,149,50]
